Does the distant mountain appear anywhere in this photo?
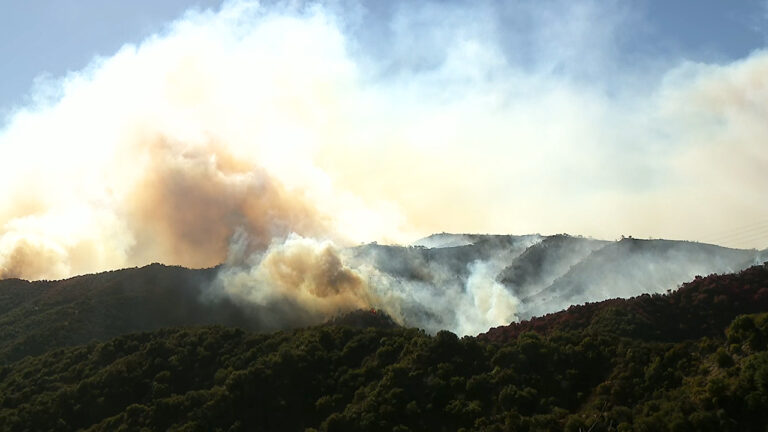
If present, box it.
[516,237,761,319]
[411,232,477,248]
[411,233,537,249]
[348,234,540,282]
[495,234,608,299]
[355,234,764,322]
[481,263,768,343]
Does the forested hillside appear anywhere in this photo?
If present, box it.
[0,264,261,363]
[1,265,767,431]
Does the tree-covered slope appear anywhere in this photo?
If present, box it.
[0,264,263,363]
[1,265,768,431]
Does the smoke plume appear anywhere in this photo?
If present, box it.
[1,1,767,334]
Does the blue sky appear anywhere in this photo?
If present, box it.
[1,0,766,113]
[0,0,222,113]
[640,0,766,57]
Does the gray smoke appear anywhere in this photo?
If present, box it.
[207,232,763,336]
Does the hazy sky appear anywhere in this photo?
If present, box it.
[1,0,767,280]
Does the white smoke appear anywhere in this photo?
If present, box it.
[212,233,535,335]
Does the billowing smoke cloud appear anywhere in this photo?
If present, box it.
[341,235,540,335]
[123,138,331,268]
[0,2,406,280]
[212,233,537,335]
[216,234,371,319]
[0,1,767,334]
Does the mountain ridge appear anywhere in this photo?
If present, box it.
[1,234,765,363]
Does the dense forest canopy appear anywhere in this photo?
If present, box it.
[1,265,767,431]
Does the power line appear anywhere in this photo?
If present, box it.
[700,218,768,245]
[711,229,768,249]
[711,226,768,244]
